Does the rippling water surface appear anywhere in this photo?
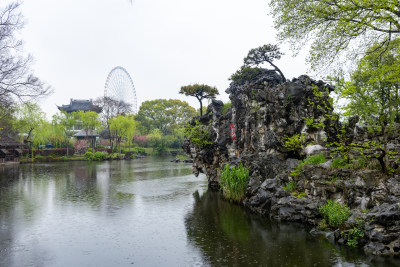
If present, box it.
[0,157,398,266]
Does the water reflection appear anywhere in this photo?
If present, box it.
[0,158,209,266]
[0,159,399,266]
[185,190,400,267]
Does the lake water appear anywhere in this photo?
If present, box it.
[0,157,399,266]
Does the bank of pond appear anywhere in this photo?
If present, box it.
[16,147,187,163]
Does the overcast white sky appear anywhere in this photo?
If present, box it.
[17,0,310,117]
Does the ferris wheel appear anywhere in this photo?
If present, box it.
[104,66,137,114]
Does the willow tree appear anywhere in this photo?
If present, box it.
[109,115,136,153]
[52,111,77,155]
[14,102,46,143]
[179,84,219,116]
[269,0,400,69]
[14,102,46,159]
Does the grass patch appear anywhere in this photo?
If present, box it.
[291,154,327,176]
[331,157,368,170]
[319,200,351,228]
[220,164,250,203]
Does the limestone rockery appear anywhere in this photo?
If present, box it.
[183,70,400,256]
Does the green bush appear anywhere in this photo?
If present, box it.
[94,151,106,161]
[132,146,146,155]
[305,154,327,164]
[345,219,366,247]
[331,157,368,170]
[84,151,94,161]
[110,153,122,159]
[222,102,231,115]
[331,157,347,169]
[319,200,351,228]
[283,134,306,156]
[291,154,327,176]
[220,164,250,202]
[317,219,328,231]
[346,226,365,247]
[185,121,213,148]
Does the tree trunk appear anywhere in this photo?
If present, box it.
[267,60,286,82]
[198,98,203,116]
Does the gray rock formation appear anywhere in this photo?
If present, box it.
[183,70,400,256]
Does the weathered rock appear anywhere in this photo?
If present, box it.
[303,144,326,156]
[368,203,400,226]
[183,71,400,256]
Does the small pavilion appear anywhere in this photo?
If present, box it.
[57,98,102,135]
[0,135,24,164]
[73,130,99,148]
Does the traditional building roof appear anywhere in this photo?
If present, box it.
[57,99,102,113]
[73,130,99,138]
[0,135,24,148]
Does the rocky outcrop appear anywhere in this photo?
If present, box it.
[183,70,400,256]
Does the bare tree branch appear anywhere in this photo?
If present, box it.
[0,2,52,105]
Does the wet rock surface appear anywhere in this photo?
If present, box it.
[183,71,400,256]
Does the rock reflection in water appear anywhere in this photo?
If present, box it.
[185,190,399,267]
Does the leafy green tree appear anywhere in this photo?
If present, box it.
[14,102,46,143]
[269,0,400,69]
[109,114,136,153]
[32,121,60,148]
[52,111,77,155]
[94,96,132,148]
[243,44,286,81]
[329,40,400,174]
[14,102,46,158]
[335,40,400,133]
[135,99,196,134]
[147,129,162,153]
[179,84,219,116]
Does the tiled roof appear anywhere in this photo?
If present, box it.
[57,99,102,113]
[73,130,99,137]
[0,135,23,148]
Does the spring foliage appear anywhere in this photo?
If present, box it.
[220,164,250,202]
[179,84,219,116]
[184,121,213,148]
[319,200,351,228]
[269,0,400,69]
